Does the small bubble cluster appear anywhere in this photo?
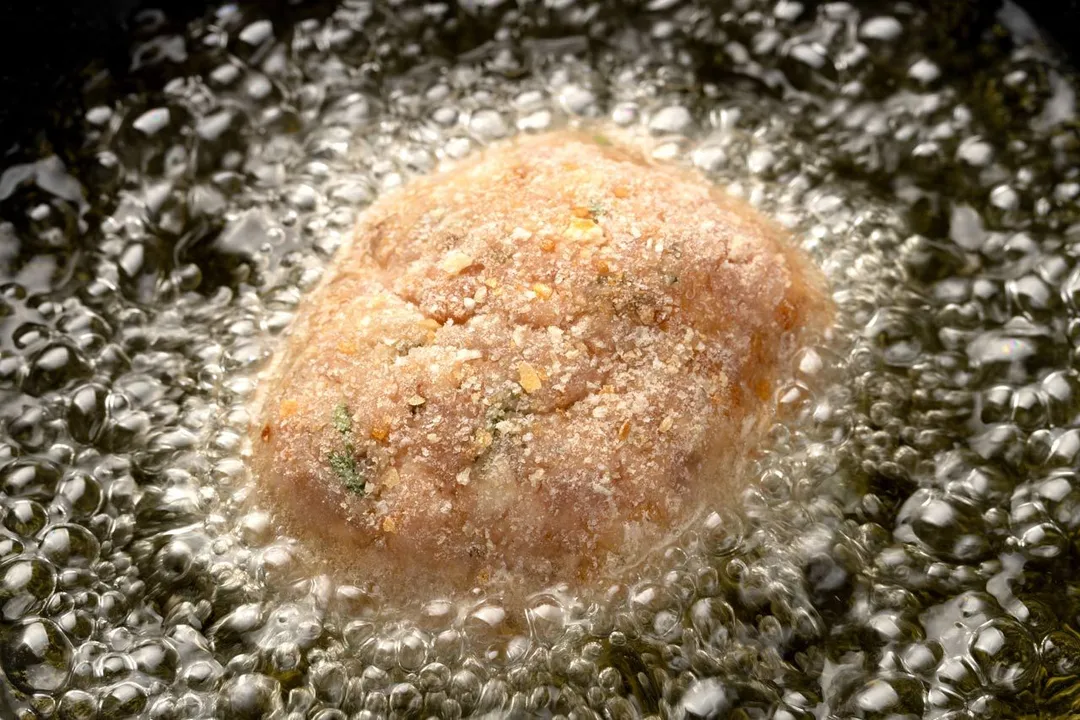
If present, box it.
[0,0,1077,717]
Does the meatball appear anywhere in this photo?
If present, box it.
[249,130,830,595]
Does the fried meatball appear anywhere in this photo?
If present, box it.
[249,130,830,595]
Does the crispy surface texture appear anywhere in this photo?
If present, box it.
[250,130,830,595]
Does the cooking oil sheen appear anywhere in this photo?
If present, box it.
[0,1,1077,718]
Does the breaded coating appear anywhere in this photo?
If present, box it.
[250,130,830,594]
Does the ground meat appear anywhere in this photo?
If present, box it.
[249,129,831,596]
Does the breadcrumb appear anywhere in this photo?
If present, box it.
[440,250,474,275]
[518,362,543,394]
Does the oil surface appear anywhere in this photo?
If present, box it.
[0,1,1078,718]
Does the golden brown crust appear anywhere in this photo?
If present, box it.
[249,130,831,596]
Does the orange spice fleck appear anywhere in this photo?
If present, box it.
[279,399,299,418]
[370,421,391,443]
[571,205,592,218]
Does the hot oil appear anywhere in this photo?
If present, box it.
[0,0,1077,718]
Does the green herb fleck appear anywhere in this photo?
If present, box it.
[490,247,513,264]
[332,403,352,435]
[393,339,424,356]
[329,448,367,495]
[588,201,607,218]
[484,388,522,432]
[592,133,611,146]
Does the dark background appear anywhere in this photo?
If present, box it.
[0,0,1075,154]
[1009,0,1080,56]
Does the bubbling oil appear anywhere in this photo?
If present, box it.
[0,1,1078,718]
